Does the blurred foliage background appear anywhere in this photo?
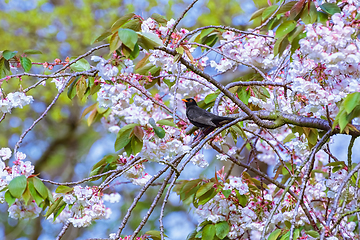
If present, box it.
[0,0,269,239]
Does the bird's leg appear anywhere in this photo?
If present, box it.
[202,127,215,137]
[193,129,205,141]
[193,127,215,142]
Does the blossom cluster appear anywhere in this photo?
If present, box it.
[0,91,34,114]
[0,148,39,218]
[0,147,121,229]
[209,30,279,72]
[195,165,357,240]
[50,186,118,227]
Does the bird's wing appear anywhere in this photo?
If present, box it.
[187,107,217,127]
[211,115,235,127]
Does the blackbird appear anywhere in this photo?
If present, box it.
[182,98,236,138]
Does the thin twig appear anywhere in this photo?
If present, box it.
[172,62,182,123]
[119,76,187,123]
[164,0,199,46]
[55,221,71,240]
[347,136,356,168]
[175,25,273,49]
[24,44,109,93]
[210,142,317,229]
[289,130,332,239]
[262,130,332,239]
[213,80,292,115]
[187,41,268,80]
[252,2,285,32]
[321,161,360,239]
[0,113,6,123]
[130,170,174,240]
[115,154,185,238]
[13,70,97,156]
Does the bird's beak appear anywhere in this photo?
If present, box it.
[182,99,188,102]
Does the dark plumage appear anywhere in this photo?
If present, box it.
[182,98,235,129]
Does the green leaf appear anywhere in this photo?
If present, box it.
[289,0,306,20]
[262,5,279,21]
[133,125,144,140]
[200,28,215,39]
[118,28,138,51]
[221,189,232,198]
[149,118,166,138]
[268,229,281,240]
[215,221,229,239]
[45,196,63,218]
[128,43,140,60]
[236,191,247,207]
[300,2,317,24]
[237,87,251,105]
[276,20,297,39]
[197,188,216,205]
[305,230,320,238]
[70,57,90,72]
[175,46,184,54]
[2,50,17,60]
[343,92,360,114]
[288,25,305,43]
[307,128,318,146]
[121,18,141,31]
[250,7,266,21]
[280,230,290,240]
[8,175,27,199]
[0,57,11,78]
[178,179,202,195]
[67,76,79,99]
[186,230,198,240]
[326,161,346,167]
[273,35,289,57]
[151,13,167,24]
[290,32,306,55]
[28,180,43,206]
[189,32,201,43]
[22,186,31,205]
[201,33,218,48]
[20,56,32,72]
[157,119,177,128]
[5,191,16,206]
[109,33,122,53]
[131,136,143,155]
[196,182,214,198]
[115,123,139,151]
[283,133,295,143]
[54,201,66,220]
[55,185,74,194]
[137,32,164,51]
[23,49,42,55]
[92,31,112,44]
[32,177,48,199]
[204,93,218,104]
[202,224,216,240]
[76,76,88,100]
[276,1,297,16]
[124,141,132,155]
[319,3,341,15]
[111,13,135,32]
[163,78,175,89]
[144,230,167,240]
[293,228,300,240]
[154,126,166,138]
